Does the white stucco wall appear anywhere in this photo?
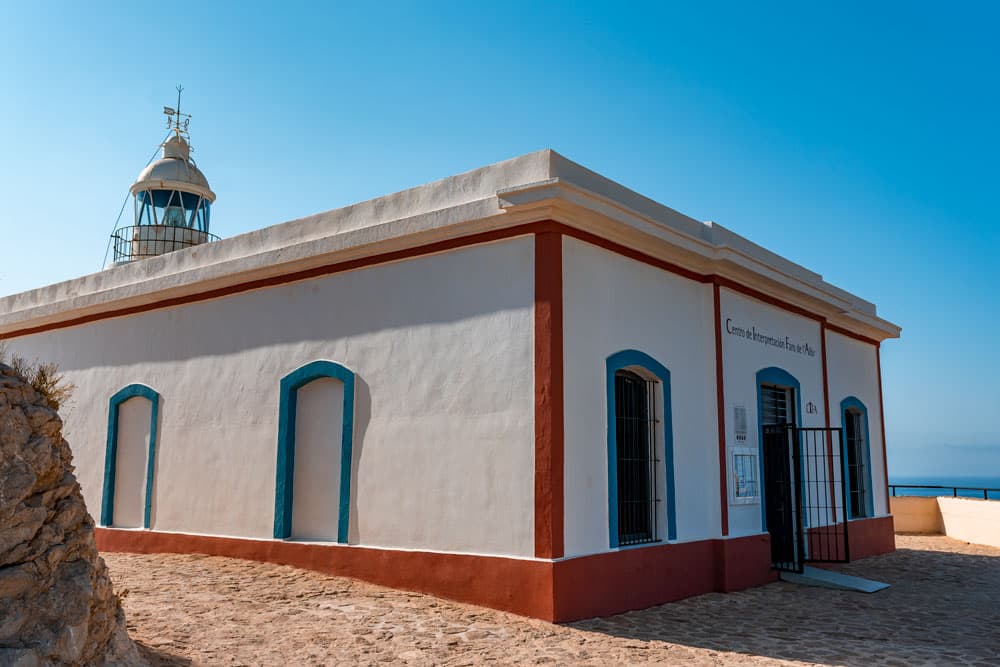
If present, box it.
[291,377,344,541]
[889,496,944,533]
[935,497,1000,548]
[719,288,827,537]
[561,237,720,558]
[890,496,1000,548]
[113,396,152,529]
[825,330,889,517]
[6,237,536,557]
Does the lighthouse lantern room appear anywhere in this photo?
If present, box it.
[111,89,217,264]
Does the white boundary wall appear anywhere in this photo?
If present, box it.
[7,238,537,557]
[891,496,1000,548]
[891,496,944,533]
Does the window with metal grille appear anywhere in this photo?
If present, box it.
[614,369,658,546]
[844,409,868,518]
[760,384,793,426]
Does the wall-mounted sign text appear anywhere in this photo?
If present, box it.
[725,318,817,358]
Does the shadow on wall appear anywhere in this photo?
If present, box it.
[17,241,534,372]
[348,374,372,545]
[569,546,999,665]
[148,394,164,529]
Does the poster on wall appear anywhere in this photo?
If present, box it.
[730,447,759,505]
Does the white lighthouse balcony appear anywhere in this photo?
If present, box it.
[111,224,220,263]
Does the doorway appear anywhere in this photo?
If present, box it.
[762,419,852,572]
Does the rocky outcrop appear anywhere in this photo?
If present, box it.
[0,363,144,666]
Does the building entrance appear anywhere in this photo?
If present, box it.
[762,425,851,573]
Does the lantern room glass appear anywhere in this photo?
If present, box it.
[135,189,211,233]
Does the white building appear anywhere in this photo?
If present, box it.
[0,122,900,621]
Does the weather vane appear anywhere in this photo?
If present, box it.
[163,85,191,140]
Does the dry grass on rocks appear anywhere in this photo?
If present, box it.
[0,363,140,665]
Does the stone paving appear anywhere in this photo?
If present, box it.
[104,535,1000,666]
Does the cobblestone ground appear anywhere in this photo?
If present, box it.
[105,535,1000,666]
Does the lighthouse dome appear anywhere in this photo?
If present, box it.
[110,94,220,266]
[129,134,215,201]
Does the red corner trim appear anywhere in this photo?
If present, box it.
[534,231,564,559]
[876,344,891,509]
[820,324,840,521]
[712,280,729,536]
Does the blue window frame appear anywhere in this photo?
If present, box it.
[101,384,160,529]
[606,350,676,547]
[755,367,803,532]
[273,360,356,543]
[840,396,874,519]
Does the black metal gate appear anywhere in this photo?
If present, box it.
[762,425,850,573]
[762,425,803,571]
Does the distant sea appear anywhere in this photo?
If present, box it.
[889,476,1000,501]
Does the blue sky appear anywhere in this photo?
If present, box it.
[1,2,997,477]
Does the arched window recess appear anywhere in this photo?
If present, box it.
[101,383,160,529]
[840,396,874,519]
[273,360,356,544]
[606,350,677,548]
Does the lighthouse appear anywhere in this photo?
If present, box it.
[111,90,217,263]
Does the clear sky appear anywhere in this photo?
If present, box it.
[1,2,997,478]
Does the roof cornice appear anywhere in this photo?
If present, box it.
[0,149,900,342]
[497,177,900,341]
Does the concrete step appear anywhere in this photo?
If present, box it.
[780,565,890,593]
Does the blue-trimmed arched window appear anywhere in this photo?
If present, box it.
[606,350,676,547]
[273,360,356,543]
[841,396,874,519]
[101,384,160,529]
[755,367,803,532]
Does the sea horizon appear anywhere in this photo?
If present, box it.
[888,474,1000,500]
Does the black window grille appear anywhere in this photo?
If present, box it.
[760,384,793,426]
[844,410,868,518]
[614,370,659,546]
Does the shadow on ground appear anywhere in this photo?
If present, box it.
[570,545,1000,665]
[135,642,193,666]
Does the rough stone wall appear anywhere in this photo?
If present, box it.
[0,363,143,666]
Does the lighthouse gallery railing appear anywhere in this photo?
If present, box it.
[111,224,220,263]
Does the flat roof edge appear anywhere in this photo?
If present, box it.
[0,150,901,342]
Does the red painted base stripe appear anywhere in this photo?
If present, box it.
[95,529,778,622]
[846,516,896,560]
[552,534,775,621]
[803,515,895,564]
[95,528,556,620]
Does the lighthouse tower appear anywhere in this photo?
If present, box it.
[111,90,217,263]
